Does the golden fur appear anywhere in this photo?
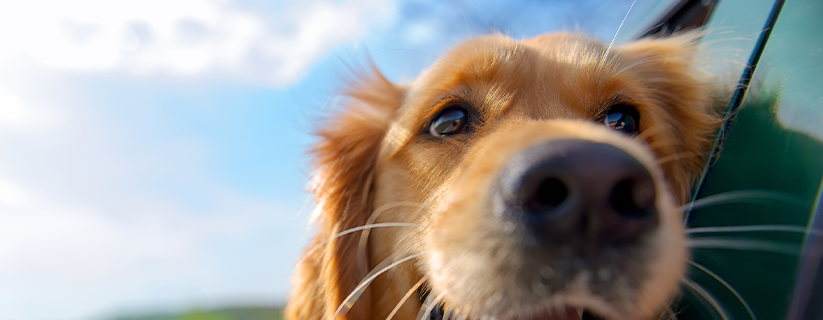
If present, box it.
[287,32,720,320]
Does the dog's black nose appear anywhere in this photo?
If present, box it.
[497,139,658,249]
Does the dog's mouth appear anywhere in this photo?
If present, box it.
[418,285,609,320]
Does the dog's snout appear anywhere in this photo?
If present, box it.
[497,139,659,249]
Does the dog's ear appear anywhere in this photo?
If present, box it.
[616,32,722,200]
[286,68,404,320]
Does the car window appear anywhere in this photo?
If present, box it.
[696,0,780,76]
[617,0,683,41]
[684,0,823,319]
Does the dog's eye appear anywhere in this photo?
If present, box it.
[429,106,469,137]
[604,107,638,135]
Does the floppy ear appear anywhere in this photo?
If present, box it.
[616,32,723,201]
[286,68,404,320]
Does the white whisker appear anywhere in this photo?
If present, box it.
[358,202,428,268]
[666,308,680,320]
[681,278,731,320]
[681,190,806,212]
[419,291,447,320]
[600,0,637,67]
[688,224,811,235]
[386,277,428,320]
[294,222,422,270]
[660,295,681,320]
[334,254,421,319]
[456,0,471,36]
[443,305,456,320]
[689,261,756,320]
[689,238,800,255]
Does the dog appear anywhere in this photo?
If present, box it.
[286,31,721,320]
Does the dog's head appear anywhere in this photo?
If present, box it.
[287,32,720,320]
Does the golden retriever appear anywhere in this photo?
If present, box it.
[286,31,720,320]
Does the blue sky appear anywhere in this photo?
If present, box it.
[0,0,665,318]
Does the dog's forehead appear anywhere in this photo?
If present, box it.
[403,34,625,117]
[386,33,631,149]
[409,33,610,90]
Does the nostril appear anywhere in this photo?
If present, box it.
[609,178,655,218]
[525,177,568,211]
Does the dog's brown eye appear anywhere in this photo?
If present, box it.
[429,106,469,137]
[604,108,638,135]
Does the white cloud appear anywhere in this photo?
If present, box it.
[0,33,314,318]
[0,0,397,318]
[0,0,396,85]
[0,186,193,283]
[0,88,60,131]
[0,90,26,124]
[0,155,309,319]
[0,178,31,206]
[0,177,280,283]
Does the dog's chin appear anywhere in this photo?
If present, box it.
[515,307,606,320]
[490,306,596,320]
[494,304,611,320]
[526,303,614,320]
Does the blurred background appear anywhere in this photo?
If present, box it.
[0,0,665,319]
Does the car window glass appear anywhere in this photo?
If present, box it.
[618,0,682,41]
[684,0,823,319]
[699,0,778,76]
